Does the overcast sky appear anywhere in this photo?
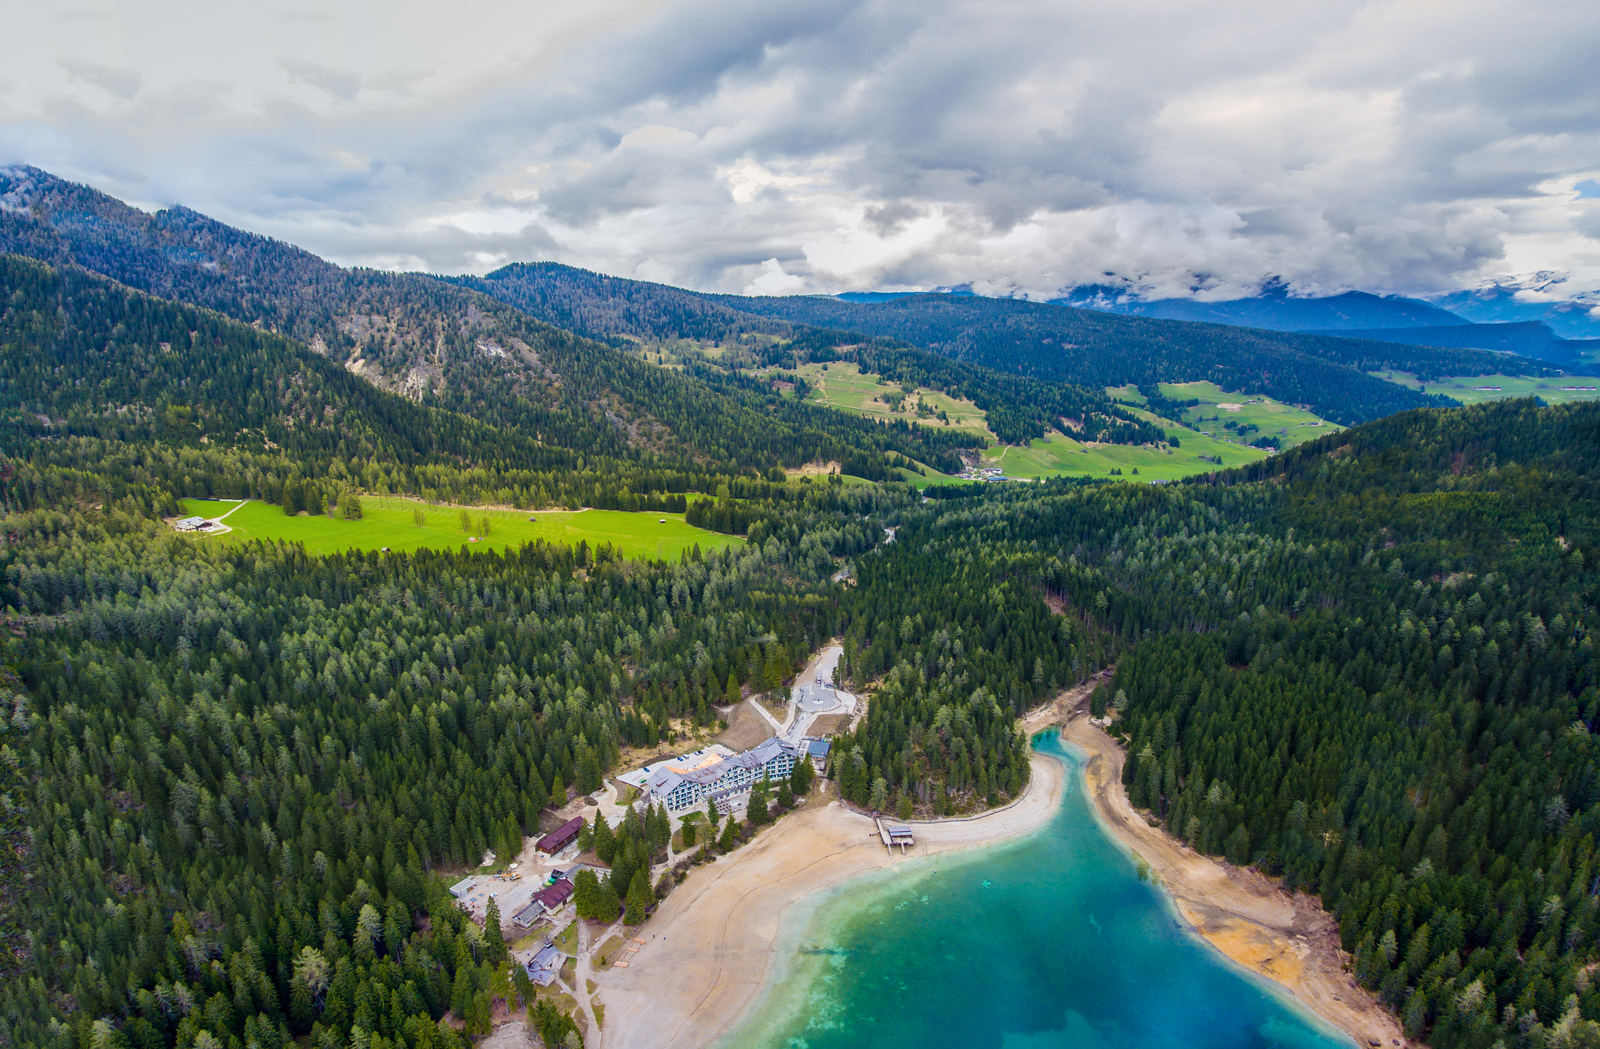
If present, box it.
[3,0,1599,300]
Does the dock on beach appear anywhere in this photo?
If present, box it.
[875,816,915,854]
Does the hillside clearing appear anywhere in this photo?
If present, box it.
[1371,371,1600,405]
[778,362,995,438]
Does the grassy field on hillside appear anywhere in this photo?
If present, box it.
[781,362,994,438]
[976,394,1280,481]
[176,497,743,560]
[1372,372,1600,405]
[1156,381,1338,450]
[980,421,1268,481]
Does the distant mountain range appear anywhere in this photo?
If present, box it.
[1043,277,1600,368]
[0,165,1585,472]
[717,290,1575,423]
[1053,281,1466,332]
[1434,273,1600,341]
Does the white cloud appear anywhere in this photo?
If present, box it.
[3,0,1599,299]
[743,258,807,295]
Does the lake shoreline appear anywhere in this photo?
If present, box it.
[594,680,1404,1049]
[1059,710,1408,1049]
[596,723,1068,1049]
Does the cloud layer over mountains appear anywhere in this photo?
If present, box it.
[3,0,1600,300]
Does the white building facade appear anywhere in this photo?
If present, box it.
[644,736,798,810]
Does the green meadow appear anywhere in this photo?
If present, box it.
[1372,372,1600,406]
[176,497,743,560]
[784,362,994,438]
[980,421,1268,481]
[1151,381,1338,450]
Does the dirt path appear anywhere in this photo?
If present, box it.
[572,920,609,1046]
[1059,707,1405,1049]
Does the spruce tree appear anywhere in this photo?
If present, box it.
[595,876,622,923]
[624,869,652,925]
[483,898,507,964]
[592,815,617,863]
[790,755,815,796]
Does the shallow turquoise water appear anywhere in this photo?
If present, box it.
[728,731,1353,1049]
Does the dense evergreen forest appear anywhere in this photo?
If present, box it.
[3,159,1599,1049]
[0,170,1168,463]
[844,400,1597,1048]
[0,254,991,517]
[714,292,1567,425]
[0,173,976,479]
[452,263,1164,446]
[0,477,893,1049]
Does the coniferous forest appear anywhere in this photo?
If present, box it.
[0,166,1598,1049]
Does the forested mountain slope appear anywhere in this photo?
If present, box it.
[448,262,789,345]
[0,169,972,478]
[1305,321,1594,368]
[712,292,1564,425]
[453,262,1165,447]
[839,399,1597,1046]
[0,255,977,522]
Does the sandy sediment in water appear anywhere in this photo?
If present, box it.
[597,735,1066,1049]
[1059,711,1407,1049]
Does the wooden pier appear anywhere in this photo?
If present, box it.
[875,817,915,854]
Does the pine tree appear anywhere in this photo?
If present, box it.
[594,876,622,923]
[483,898,507,964]
[511,966,535,1016]
[790,756,815,796]
[869,777,889,812]
[624,868,652,925]
[573,869,603,919]
[748,783,770,826]
[592,815,617,864]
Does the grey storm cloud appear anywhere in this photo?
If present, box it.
[3,0,1600,298]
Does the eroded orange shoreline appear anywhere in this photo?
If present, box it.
[1059,711,1406,1049]
[593,686,1403,1049]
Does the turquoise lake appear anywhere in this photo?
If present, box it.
[727,731,1354,1049]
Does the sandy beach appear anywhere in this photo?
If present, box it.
[1059,712,1406,1049]
[594,681,1403,1049]
[597,748,1066,1049]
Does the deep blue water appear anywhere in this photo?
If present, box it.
[728,731,1353,1049]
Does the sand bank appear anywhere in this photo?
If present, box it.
[597,749,1066,1049]
[1060,712,1405,1049]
